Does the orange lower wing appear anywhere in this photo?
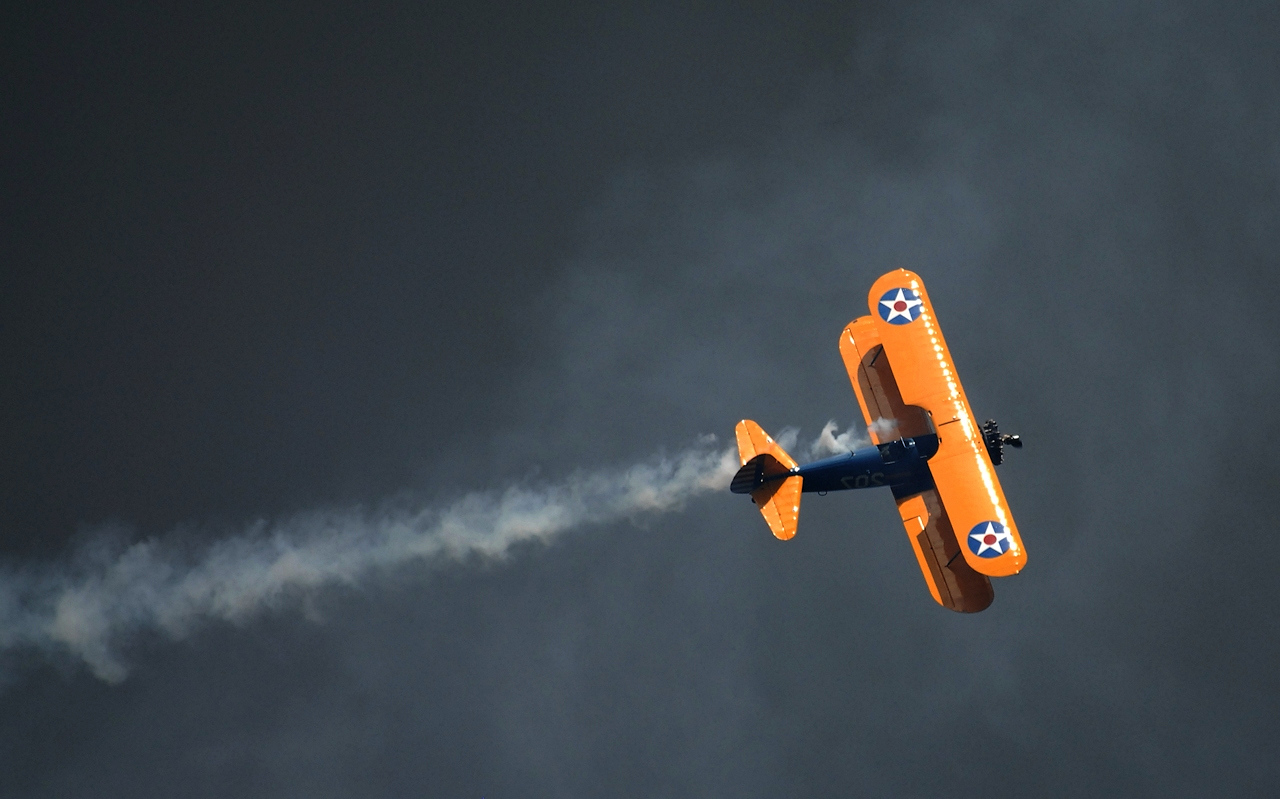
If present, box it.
[896,491,993,612]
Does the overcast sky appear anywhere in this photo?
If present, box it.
[3,1,1279,796]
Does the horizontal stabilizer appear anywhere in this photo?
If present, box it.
[734,420,802,540]
[734,420,798,470]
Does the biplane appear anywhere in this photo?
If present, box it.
[731,269,1025,612]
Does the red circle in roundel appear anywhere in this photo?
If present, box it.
[968,520,1008,558]
[879,288,923,325]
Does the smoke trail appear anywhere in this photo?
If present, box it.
[805,420,870,460]
[0,440,738,683]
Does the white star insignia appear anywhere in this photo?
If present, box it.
[969,522,1010,556]
[880,289,922,323]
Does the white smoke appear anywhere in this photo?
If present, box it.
[0,441,738,683]
[805,420,871,460]
[868,417,899,441]
[773,426,801,454]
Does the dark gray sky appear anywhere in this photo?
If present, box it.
[3,1,1279,796]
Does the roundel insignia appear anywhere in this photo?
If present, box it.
[877,288,923,325]
[967,521,1011,558]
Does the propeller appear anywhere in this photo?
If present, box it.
[980,419,1022,465]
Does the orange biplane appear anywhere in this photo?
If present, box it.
[731,269,1026,612]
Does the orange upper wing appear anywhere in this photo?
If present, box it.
[862,269,1026,578]
[839,313,994,612]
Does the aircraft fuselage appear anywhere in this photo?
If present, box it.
[792,433,938,494]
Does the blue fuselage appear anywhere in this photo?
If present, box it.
[794,434,939,494]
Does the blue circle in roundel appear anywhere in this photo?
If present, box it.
[877,288,923,325]
[967,521,1010,558]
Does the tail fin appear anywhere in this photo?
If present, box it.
[733,420,803,540]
